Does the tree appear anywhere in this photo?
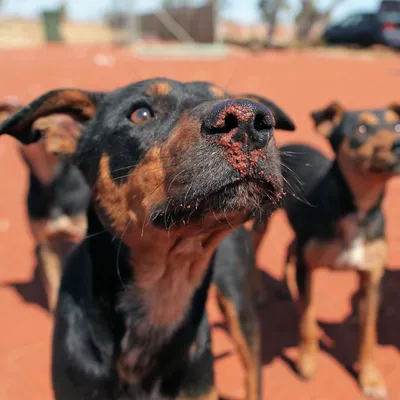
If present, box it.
[295,0,349,45]
[258,0,290,47]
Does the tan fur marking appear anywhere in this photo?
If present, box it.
[284,239,298,300]
[95,154,130,234]
[129,229,230,328]
[45,90,96,118]
[30,214,87,313]
[358,245,387,398]
[233,94,260,103]
[0,99,23,122]
[216,288,260,400]
[32,114,82,155]
[163,112,201,157]
[297,264,318,380]
[30,214,87,245]
[358,113,379,125]
[37,245,63,313]
[384,109,399,124]
[146,82,172,97]
[209,85,227,99]
[178,388,218,400]
[0,111,11,123]
[95,147,168,235]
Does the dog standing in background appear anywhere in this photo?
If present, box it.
[253,101,400,399]
[0,98,90,312]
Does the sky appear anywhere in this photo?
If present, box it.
[0,0,381,24]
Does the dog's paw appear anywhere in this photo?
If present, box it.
[297,351,317,380]
[359,366,387,399]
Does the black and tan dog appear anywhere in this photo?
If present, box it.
[0,78,295,399]
[0,98,91,313]
[253,102,400,399]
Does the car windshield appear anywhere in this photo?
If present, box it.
[334,15,364,28]
[379,11,400,23]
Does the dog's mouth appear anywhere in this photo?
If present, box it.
[151,177,283,230]
[368,157,400,175]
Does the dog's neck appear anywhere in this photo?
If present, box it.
[334,156,386,218]
[114,219,228,335]
[86,205,230,384]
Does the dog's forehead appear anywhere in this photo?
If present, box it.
[104,79,225,105]
[342,109,399,131]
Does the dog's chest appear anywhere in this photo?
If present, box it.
[305,213,386,271]
[334,234,366,270]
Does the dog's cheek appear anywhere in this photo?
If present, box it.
[94,154,131,235]
[94,147,171,236]
[126,147,168,214]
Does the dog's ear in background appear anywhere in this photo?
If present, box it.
[310,102,345,137]
[233,93,296,131]
[0,89,104,157]
[387,103,400,118]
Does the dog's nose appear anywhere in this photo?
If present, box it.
[202,99,274,151]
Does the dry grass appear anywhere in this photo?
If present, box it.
[0,19,114,48]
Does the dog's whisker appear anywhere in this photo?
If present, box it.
[111,163,178,182]
[82,228,108,240]
[163,197,173,230]
[224,59,241,93]
[167,170,185,192]
[116,216,132,291]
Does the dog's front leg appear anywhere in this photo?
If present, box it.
[296,255,318,380]
[358,239,387,400]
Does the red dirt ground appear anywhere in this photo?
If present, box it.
[0,45,400,400]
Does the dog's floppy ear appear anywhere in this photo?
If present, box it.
[388,103,400,116]
[310,102,345,136]
[0,97,23,123]
[233,93,295,131]
[0,89,103,155]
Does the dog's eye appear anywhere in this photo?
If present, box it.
[357,124,368,135]
[130,107,153,124]
[395,124,400,133]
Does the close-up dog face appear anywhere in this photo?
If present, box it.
[0,78,295,242]
[311,102,400,177]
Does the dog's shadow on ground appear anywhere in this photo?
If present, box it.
[319,267,400,371]
[213,267,400,379]
[1,258,49,312]
[212,269,300,366]
[6,258,400,380]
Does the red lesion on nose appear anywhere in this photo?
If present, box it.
[214,103,254,127]
[209,103,268,178]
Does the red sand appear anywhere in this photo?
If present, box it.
[0,45,400,400]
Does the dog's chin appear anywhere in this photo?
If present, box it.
[151,178,283,230]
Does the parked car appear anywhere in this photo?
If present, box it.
[322,1,400,49]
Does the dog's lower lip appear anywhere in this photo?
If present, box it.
[211,178,267,194]
[151,176,280,229]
